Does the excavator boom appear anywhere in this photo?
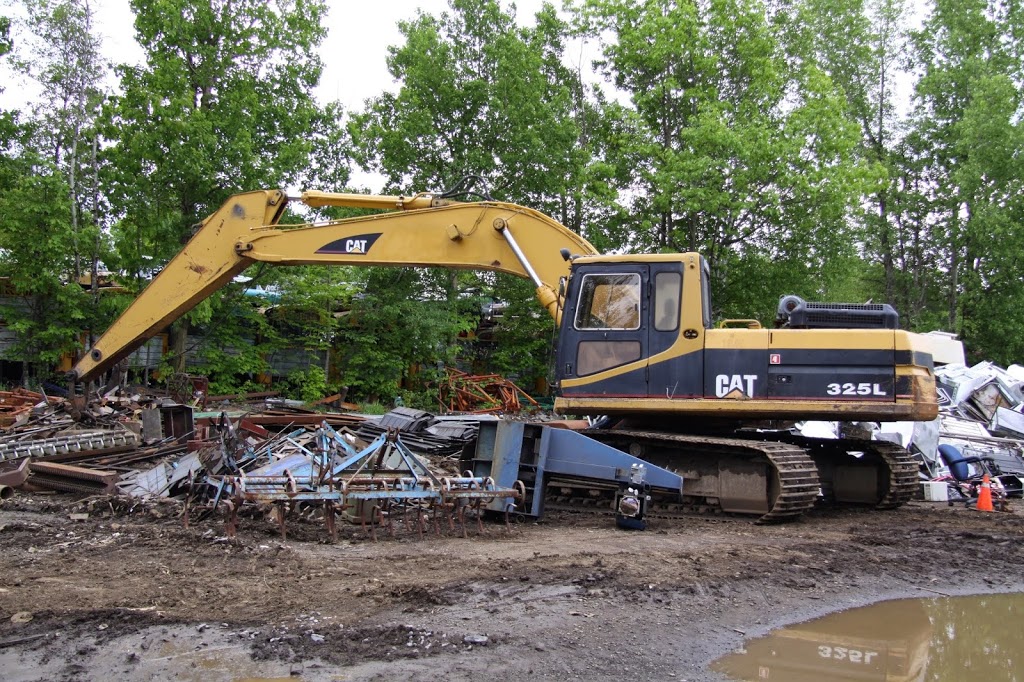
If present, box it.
[72,189,597,382]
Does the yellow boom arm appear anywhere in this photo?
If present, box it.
[72,189,597,382]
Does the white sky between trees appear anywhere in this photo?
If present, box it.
[1,0,924,192]
[0,0,581,191]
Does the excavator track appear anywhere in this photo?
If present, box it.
[746,433,920,510]
[582,429,821,524]
[868,441,922,508]
[737,432,921,507]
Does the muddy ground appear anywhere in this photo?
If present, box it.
[0,493,1022,681]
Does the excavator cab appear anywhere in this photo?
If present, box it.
[554,251,936,425]
[555,255,708,401]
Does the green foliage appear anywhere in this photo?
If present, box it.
[476,274,557,387]
[98,0,338,373]
[357,402,390,416]
[577,0,870,312]
[0,153,88,378]
[268,265,358,352]
[283,365,329,404]
[1,0,112,366]
[182,287,281,393]
[102,0,333,271]
[353,0,609,226]
[333,267,476,402]
[394,388,439,412]
[0,16,11,59]
[906,0,1024,364]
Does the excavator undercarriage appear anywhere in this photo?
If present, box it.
[465,419,922,526]
[583,428,918,523]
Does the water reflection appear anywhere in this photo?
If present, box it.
[712,593,1024,682]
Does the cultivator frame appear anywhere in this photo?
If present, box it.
[210,424,524,542]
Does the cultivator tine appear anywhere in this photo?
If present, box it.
[474,500,485,535]
[361,506,374,542]
[276,503,287,540]
[222,499,238,539]
[182,474,197,530]
[384,502,396,539]
[325,501,337,544]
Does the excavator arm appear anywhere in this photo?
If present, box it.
[72,189,597,383]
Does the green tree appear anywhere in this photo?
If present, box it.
[351,0,598,390]
[183,291,280,395]
[101,0,335,373]
[0,146,88,382]
[354,1,593,220]
[11,0,111,348]
[480,273,559,389]
[0,1,109,382]
[0,12,15,149]
[909,0,1024,363]
[270,264,358,380]
[0,16,11,59]
[577,0,870,319]
[333,267,475,403]
[786,0,897,301]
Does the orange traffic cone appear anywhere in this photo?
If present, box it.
[976,474,994,512]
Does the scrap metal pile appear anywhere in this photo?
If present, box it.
[438,369,540,413]
[0,389,521,541]
[354,406,483,457]
[928,362,1024,503]
[0,387,65,428]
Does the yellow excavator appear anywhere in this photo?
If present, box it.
[71,188,939,523]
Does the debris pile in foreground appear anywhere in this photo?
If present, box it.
[0,386,518,541]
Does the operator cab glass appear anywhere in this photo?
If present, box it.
[573,272,643,376]
[574,273,641,330]
[654,271,681,331]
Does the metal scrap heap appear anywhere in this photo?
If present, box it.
[0,388,519,542]
[438,369,540,413]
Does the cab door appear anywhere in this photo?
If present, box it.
[557,264,649,397]
[646,262,704,399]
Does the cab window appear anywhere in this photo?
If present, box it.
[653,271,681,331]
[576,341,642,376]
[574,273,641,330]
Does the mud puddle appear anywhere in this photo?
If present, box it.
[712,592,1024,681]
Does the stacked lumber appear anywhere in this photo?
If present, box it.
[0,388,63,428]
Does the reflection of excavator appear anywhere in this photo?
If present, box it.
[712,598,932,681]
[71,189,939,523]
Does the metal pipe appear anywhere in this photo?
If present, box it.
[299,191,439,211]
[0,485,12,499]
[493,218,543,288]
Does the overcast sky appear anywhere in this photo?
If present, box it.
[0,0,571,189]
[2,0,557,110]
